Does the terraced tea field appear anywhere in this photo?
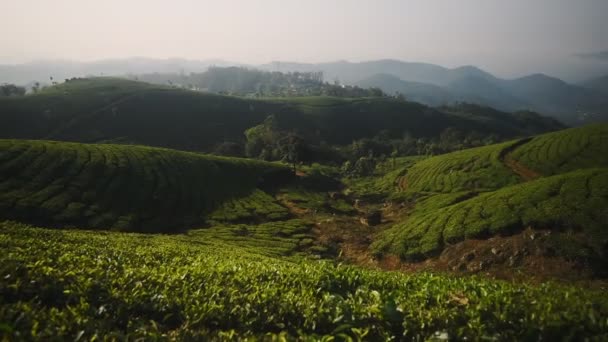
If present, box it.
[1,221,606,340]
[189,219,319,257]
[0,139,290,232]
[510,123,608,175]
[399,141,520,193]
[374,168,608,259]
[378,124,608,263]
[207,189,290,224]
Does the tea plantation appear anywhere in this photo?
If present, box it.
[0,139,290,232]
[374,168,608,259]
[510,123,608,175]
[400,141,520,193]
[377,124,608,261]
[1,221,607,340]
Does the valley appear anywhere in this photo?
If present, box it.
[1,77,607,340]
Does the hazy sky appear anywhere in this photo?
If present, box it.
[2,0,607,80]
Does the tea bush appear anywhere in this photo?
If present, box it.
[0,140,288,232]
[1,221,607,340]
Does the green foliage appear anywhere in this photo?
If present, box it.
[189,219,315,257]
[373,168,608,259]
[279,187,354,214]
[207,189,290,224]
[510,123,608,175]
[0,83,26,97]
[1,222,607,340]
[403,141,520,193]
[344,156,423,198]
[0,139,288,232]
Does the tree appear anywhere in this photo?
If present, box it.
[278,133,306,173]
[0,83,26,97]
[352,156,376,176]
[244,115,279,159]
[31,82,40,94]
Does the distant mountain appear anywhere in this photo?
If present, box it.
[581,75,608,95]
[307,60,608,124]
[500,74,607,122]
[356,74,454,106]
[260,59,498,86]
[0,58,238,85]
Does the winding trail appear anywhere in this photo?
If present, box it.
[500,138,542,181]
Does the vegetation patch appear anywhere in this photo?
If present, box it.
[207,189,290,224]
[373,168,608,260]
[510,123,608,175]
[188,219,316,257]
[402,141,520,193]
[1,222,607,340]
[0,139,288,232]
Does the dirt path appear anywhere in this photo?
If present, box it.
[503,155,541,181]
[275,194,310,216]
[499,138,542,181]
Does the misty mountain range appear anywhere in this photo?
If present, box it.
[1,58,607,124]
[260,60,608,124]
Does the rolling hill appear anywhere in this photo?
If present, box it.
[373,124,608,268]
[0,139,291,232]
[0,77,562,151]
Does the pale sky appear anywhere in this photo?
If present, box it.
[2,0,608,80]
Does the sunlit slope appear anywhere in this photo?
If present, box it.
[401,141,520,193]
[509,123,608,175]
[375,168,608,259]
[0,139,290,232]
[399,124,608,194]
[0,78,562,151]
[378,124,608,262]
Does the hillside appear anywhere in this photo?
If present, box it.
[372,124,608,272]
[0,139,291,232]
[0,78,563,152]
[136,66,385,98]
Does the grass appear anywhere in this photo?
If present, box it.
[1,221,607,340]
[373,168,608,260]
[510,123,608,175]
[0,139,289,232]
